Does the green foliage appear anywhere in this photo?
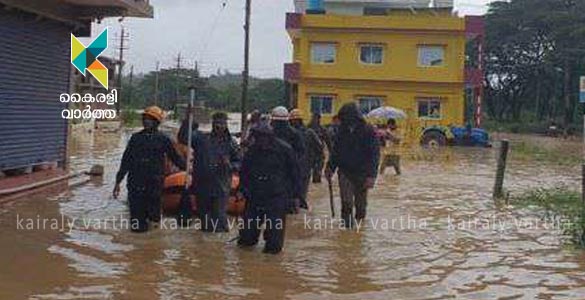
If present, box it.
[120,69,285,113]
[508,140,581,165]
[120,110,141,128]
[484,0,585,130]
[512,187,585,246]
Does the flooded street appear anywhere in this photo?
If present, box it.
[1,129,584,300]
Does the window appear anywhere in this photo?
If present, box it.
[358,96,383,115]
[418,98,442,119]
[418,46,445,67]
[360,44,384,65]
[364,7,388,15]
[311,43,336,64]
[310,95,334,114]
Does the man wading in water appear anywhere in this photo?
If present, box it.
[113,106,186,232]
[238,123,301,254]
[325,103,380,229]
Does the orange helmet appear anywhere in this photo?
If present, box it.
[143,106,165,122]
[289,109,304,121]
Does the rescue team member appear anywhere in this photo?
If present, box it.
[238,123,301,254]
[193,112,241,232]
[307,113,331,183]
[325,103,380,229]
[270,106,307,211]
[379,118,402,175]
[289,109,324,207]
[241,109,262,150]
[113,106,186,232]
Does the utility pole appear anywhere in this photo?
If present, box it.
[154,61,160,106]
[128,65,134,106]
[116,26,129,113]
[240,0,251,133]
[175,52,182,109]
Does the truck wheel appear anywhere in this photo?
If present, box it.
[421,131,447,148]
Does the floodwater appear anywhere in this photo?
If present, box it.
[1,127,584,300]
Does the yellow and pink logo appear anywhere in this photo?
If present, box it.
[71,28,109,89]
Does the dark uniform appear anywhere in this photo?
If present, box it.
[198,133,241,232]
[292,123,324,202]
[327,105,379,228]
[308,115,332,183]
[272,121,307,209]
[238,127,301,254]
[116,129,186,232]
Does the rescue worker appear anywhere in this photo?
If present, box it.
[113,106,186,232]
[193,112,241,232]
[289,109,324,205]
[241,109,262,151]
[325,103,380,229]
[307,113,331,183]
[270,106,307,210]
[238,123,301,254]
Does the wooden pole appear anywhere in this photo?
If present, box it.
[240,0,251,134]
[116,26,126,113]
[154,61,160,106]
[493,140,510,199]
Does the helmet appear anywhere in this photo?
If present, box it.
[289,109,304,121]
[143,106,164,122]
[271,106,289,121]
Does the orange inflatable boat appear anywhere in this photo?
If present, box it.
[162,172,246,217]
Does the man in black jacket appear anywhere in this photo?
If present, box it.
[307,113,331,183]
[270,106,307,211]
[325,103,380,229]
[238,123,301,254]
[289,109,324,206]
[189,112,241,232]
[113,106,186,232]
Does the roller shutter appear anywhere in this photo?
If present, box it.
[0,9,71,171]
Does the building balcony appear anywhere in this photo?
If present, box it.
[284,63,301,82]
[465,15,485,39]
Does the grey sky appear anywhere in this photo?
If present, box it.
[91,0,494,78]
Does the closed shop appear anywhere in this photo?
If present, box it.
[0,9,70,171]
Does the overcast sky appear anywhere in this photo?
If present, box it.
[90,0,495,78]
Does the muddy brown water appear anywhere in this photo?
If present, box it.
[0,129,584,300]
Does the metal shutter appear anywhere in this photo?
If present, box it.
[0,9,70,171]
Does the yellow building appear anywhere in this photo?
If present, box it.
[285,0,484,145]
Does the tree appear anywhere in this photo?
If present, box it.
[484,0,585,131]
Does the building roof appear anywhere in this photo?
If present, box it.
[0,0,153,23]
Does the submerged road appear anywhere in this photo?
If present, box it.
[0,129,583,299]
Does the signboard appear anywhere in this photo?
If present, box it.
[580,76,585,103]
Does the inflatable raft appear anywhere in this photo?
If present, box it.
[162,172,246,217]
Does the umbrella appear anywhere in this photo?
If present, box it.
[367,106,407,120]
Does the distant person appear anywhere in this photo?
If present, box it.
[289,109,324,206]
[241,109,262,149]
[183,112,241,232]
[379,118,402,175]
[307,113,331,183]
[113,106,186,232]
[547,120,560,137]
[325,103,380,229]
[328,115,341,144]
[270,106,306,211]
[238,123,301,254]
